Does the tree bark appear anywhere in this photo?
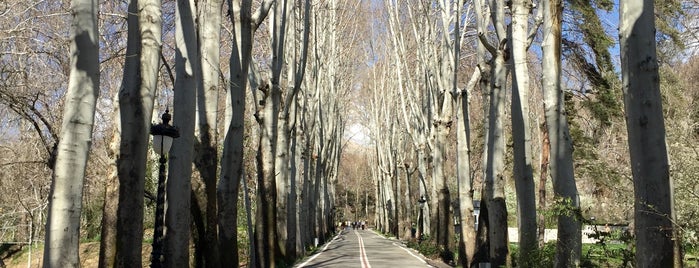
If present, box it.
[510,0,538,264]
[43,0,99,266]
[456,68,480,268]
[194,0,224,266]
[112,0,162,266]
[619,0,674,266]
[164,0,198,266]
[542,0,582,266]
[99,93,120,268]
[218,1,273,266]
[538,124,550,247]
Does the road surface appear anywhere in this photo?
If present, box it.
[295,229,434,268]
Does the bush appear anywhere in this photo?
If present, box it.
[510,242,556,267]
[406,236,441,259]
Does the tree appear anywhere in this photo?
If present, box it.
[275,0,311,260]
[542,0,581,266]
[110,0,163,266]
[383,0,433,239]
[478,0,510,264]
[218,0,273,266]
[192,0,224,266]
[456,68,479,268]
[163,0,198,266]
[510,0,539,264]
[619,0,674,266]
[42,0,99,266]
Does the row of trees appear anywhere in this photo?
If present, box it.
[1,0,697,268]
[363,0,682,267]
[0,0,364,267]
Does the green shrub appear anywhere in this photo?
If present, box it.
[406,236,441,259]
[510,242,556,267]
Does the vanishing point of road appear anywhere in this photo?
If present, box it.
[295,228,435,268]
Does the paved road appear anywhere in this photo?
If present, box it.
[295,229,434,268]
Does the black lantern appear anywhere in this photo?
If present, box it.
[417,195,427,240]
[150,109,180,155]
[150,109,179,268]
[418,195,427,208]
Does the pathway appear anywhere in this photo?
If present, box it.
[295,229,434,268]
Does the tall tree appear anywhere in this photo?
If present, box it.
[259,0,313,263]
[277,0,311,261]
[510,0,539,264]
[456,68,479,267]
[542,0,581,266]
[42,0,99,266]
[218,0,274,266]
[429,0,462,255]
[164,0,198,266]
[193,0,224,266]
[383,0,433,238]
[619,0,674,266]
[478,0,510,264]
[110,0,163,266]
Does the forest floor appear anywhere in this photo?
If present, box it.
[1,242,153,268]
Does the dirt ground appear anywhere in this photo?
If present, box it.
[2,242,153,268]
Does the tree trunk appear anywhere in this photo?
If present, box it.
[510,0,538,264]
[538,124,550,247]
[417,144,431,236]
[164,0,198,266]
[273,0,311,262]
[542,0,582,266]
[218,1,273,266]
[476,0,509,265]
[619,0,674,266]
[433,117,452,254]
[111,0,162,266]
[99,93,120,268]
[457,70,479,268]
[194,0,223,266]
[254,69,280,267]
[43,0,99,266]
[484,47,509,267]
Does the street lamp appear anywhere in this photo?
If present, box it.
[150,109,179,268]
[417,195,427,240]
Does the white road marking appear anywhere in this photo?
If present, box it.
[296,233,340,268]
[392,242,434,267]
[356,230,372,268]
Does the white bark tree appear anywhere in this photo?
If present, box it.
[193,0,224,265]
[509,0,539,264]
[457,68,479,267]
[164,0,198,266]
[542,0,581,266]
[383,0,433,238]
[109,0,163,266]
[619,0,674,266]
[478,0,510,264]
[217,0,273,266]
[266,0,311,263]
[42,0,99,266]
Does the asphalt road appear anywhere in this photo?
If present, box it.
[295,228,434,268]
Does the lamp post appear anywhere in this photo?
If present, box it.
[150,109,179,268]
[417,195,427,240]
